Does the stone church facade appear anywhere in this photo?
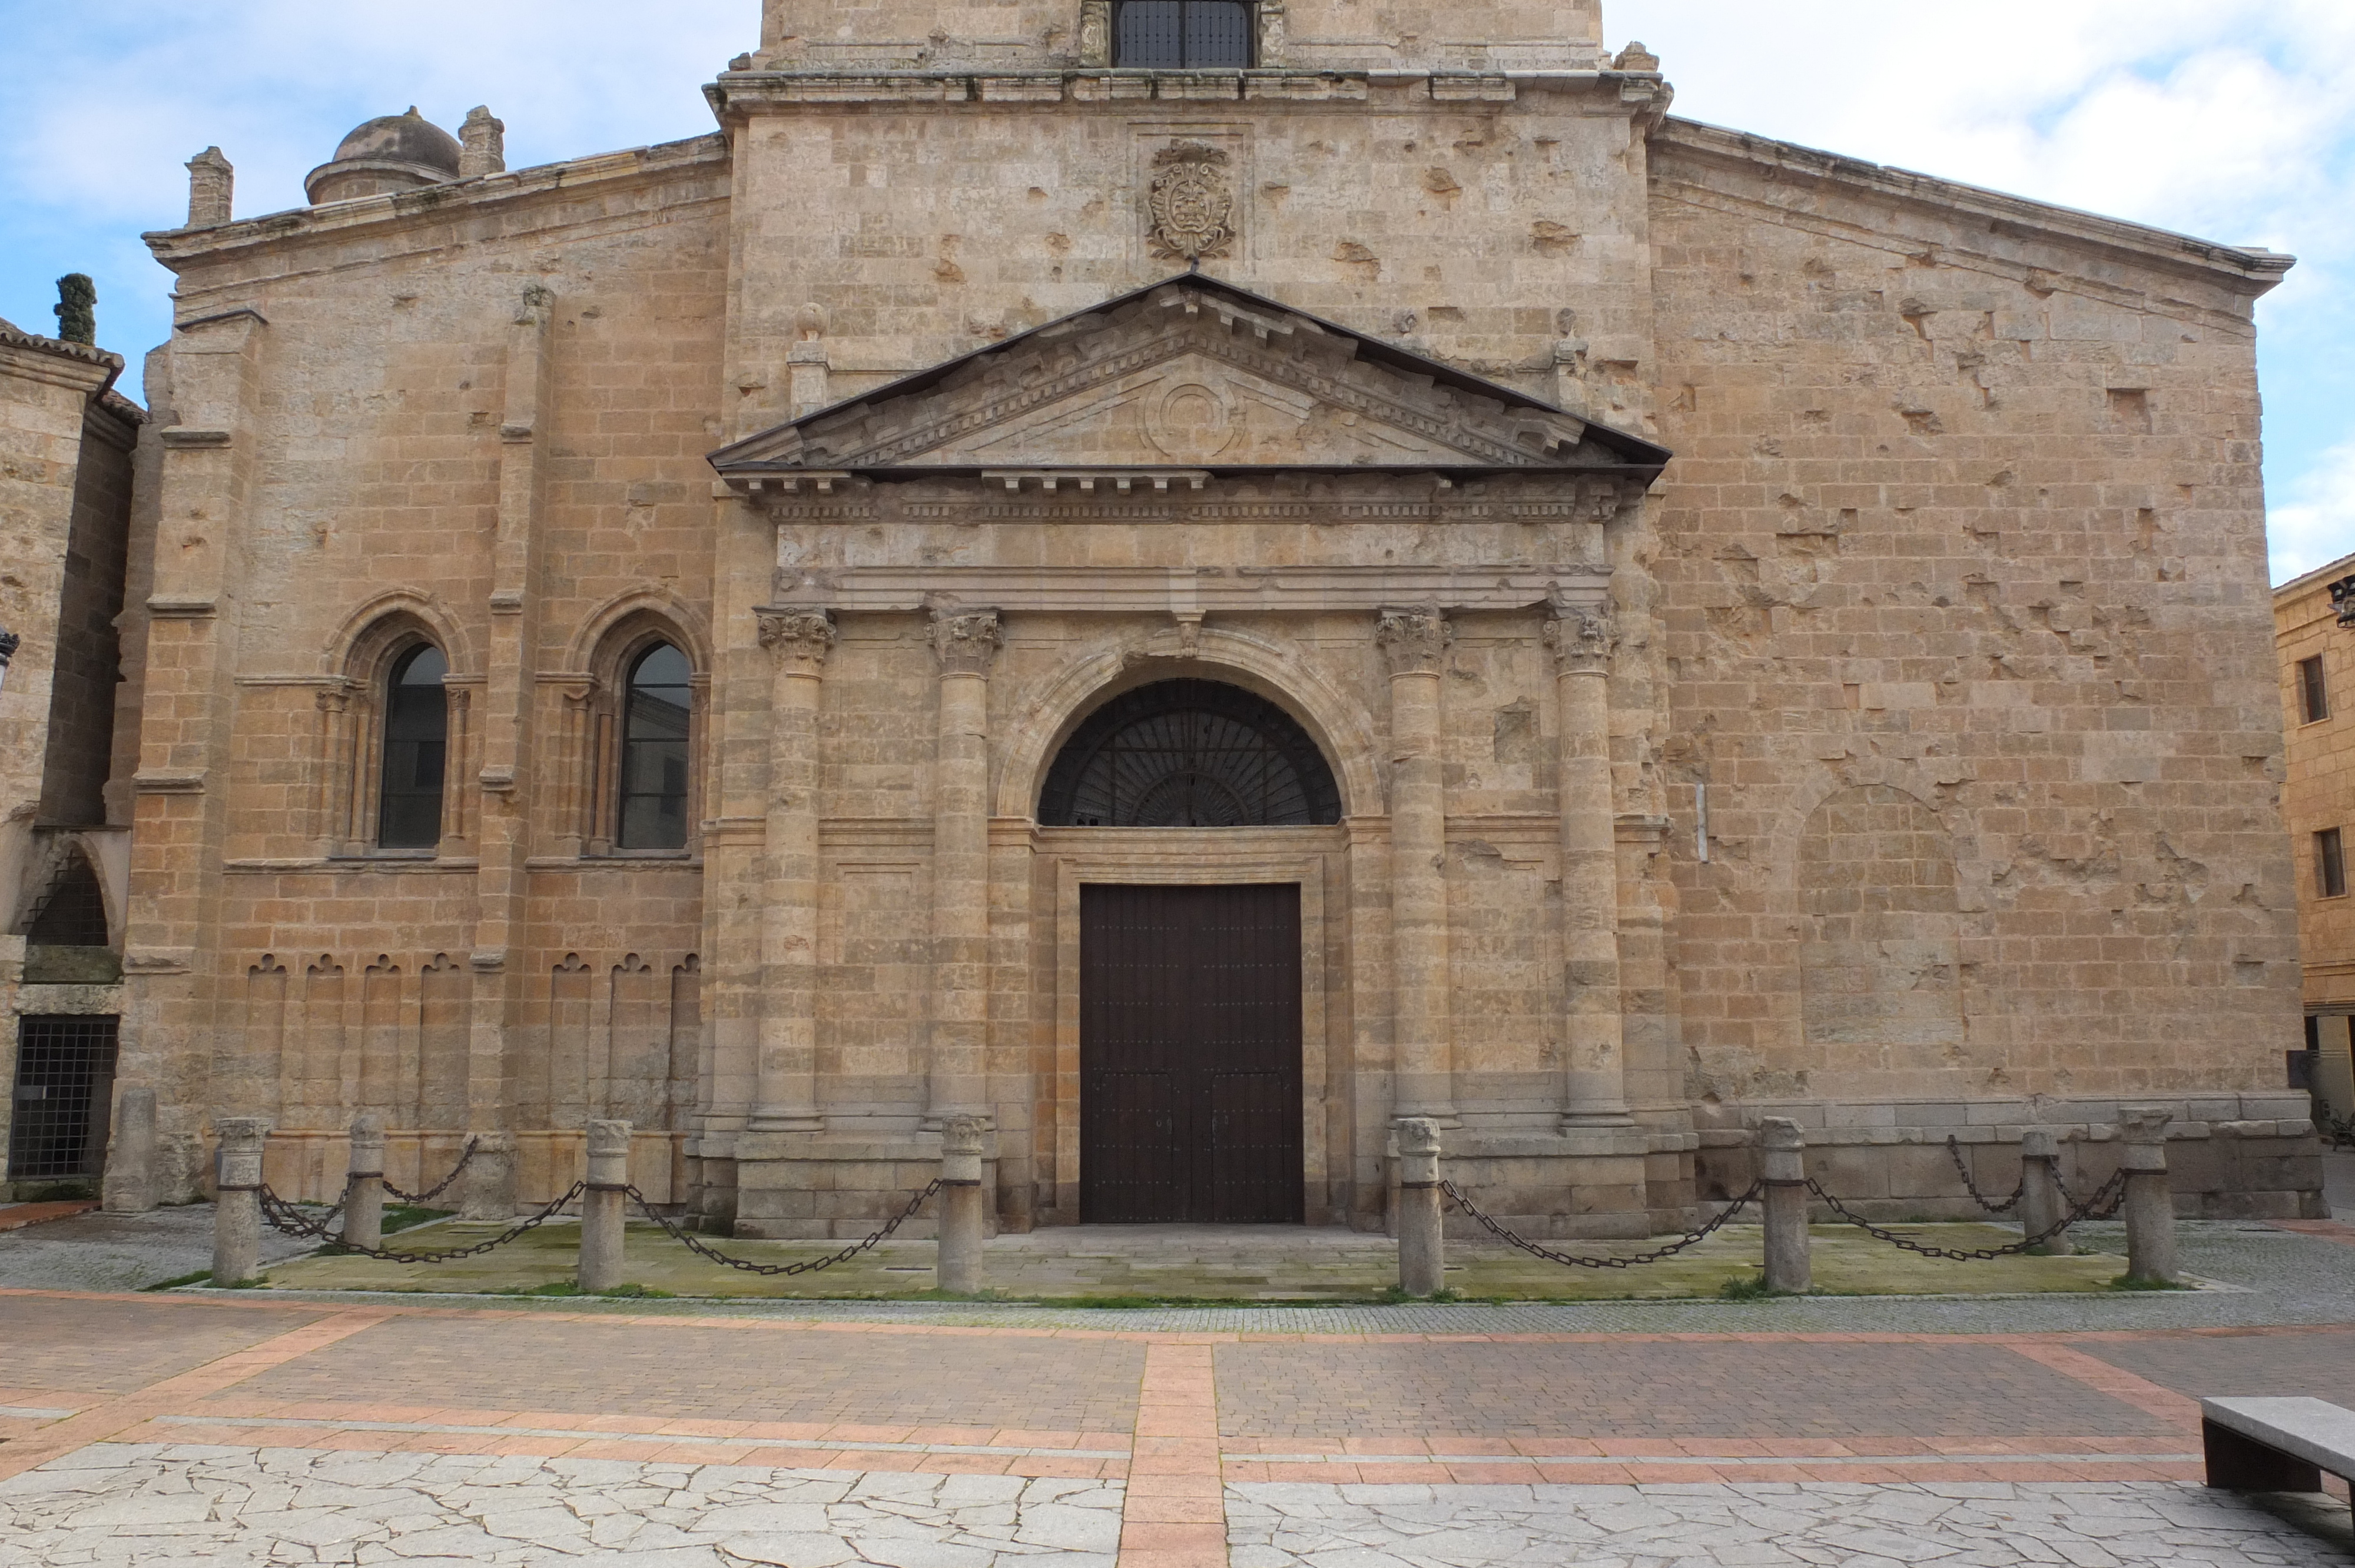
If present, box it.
[2,0,2320,1231]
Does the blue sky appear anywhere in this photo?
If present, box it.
[1,0,2347,584]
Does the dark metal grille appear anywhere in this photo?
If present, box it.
[1116,1,1253,67]
[25,853,108,947]
[1040,680,1341,828]
[9,1016,119,1181]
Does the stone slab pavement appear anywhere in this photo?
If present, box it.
[3,1283,2355,1565]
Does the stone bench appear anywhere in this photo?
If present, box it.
[2203,1397,2355,1507]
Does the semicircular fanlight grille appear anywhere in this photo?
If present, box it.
[1040,680,1342,828]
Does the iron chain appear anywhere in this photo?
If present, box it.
[1439,1178,1767,1270]
[385,1139,479,1207]
[1945,1135,2024,1215]
[1806,1169,2129,1262]
[255,1188,346,1238]
[261,1180,586,1264]
[626,1181,943,1277]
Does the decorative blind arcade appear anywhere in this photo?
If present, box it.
[1116,1,1253,68]
[1040,680,1342,828]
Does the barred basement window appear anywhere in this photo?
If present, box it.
[1040,679,1341,827]
[1116,1,1253,67]
[2321,827,2349,901]
[618,643,693,851]
[8,1016,119,1181]
[377,645,449,850]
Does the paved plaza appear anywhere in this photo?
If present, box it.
[4,1217,2355,1567]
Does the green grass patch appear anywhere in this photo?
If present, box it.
[143,1269,213,1291]
[2107,1274,2194,1291]
[1718,1272,1795,1301]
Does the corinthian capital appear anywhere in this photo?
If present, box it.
[930,609,1003,677]
[1376,607,1452,677]
[1545,603,1617,677]
[757,609,837,674]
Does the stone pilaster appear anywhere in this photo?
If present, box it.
[927,609,1001,1126]
[750,609,835,1131]
[1378,607,1454,1124]
[463,285,553,1214]
[1546,601,1632,1126]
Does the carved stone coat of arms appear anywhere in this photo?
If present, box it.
[1148,142,1237,264]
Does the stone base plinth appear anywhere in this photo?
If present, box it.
[734,1131,1001,1240]
[1389,1128,1662,1241]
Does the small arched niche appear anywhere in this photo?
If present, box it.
[1038,679,1342,828]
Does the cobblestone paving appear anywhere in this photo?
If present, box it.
[0,1204,313,1294]
[2078,1330,2355,1404]
[241,1314,1147,1432]
[0,1443,1125,1566]
[0,1295,326,1397]
[1225,1481,2355,1567]
[1216,1341,2169,1442]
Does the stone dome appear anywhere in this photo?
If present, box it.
[305,108,462,206]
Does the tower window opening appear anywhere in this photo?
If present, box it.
[1116,1,1253,68]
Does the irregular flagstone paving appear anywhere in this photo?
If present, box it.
[1225,1481,2355,1568]
[0,1444,1125,1566]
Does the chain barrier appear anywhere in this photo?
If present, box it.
[1805,1169,2129,1262]
[254,1188,345,1240]
[260,1180,587,1264]
[1945,1135,2024,1215]
[2314,1105,2355,1152]
[626,1180,943,1277]
[385,1139,480,1207]
[1439,1179,1767,1270]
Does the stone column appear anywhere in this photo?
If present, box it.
[212,1117,271,1287]
[2018,1128,2071,1256]
[102,1087,158,1215]
[343,1112,386,1252]
[1396,1117,1445,1297]
[1546,602,1632,1126]
[578,1119,632,1293]
[2120,1107,2178,1286]
[1378,608,1455,1124]
[938,1114,987,1294]
[1759,1117,1811,1295]
[926,610,1002,1125]
[751,610,835,1132]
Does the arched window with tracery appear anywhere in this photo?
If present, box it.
[377,645,449,850]
[618,643,693,851]
[1039,679,1342,827]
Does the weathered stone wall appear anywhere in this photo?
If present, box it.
[38,402,138,829]
[2277,553,2355,1118]
[1646,121,2309,1212]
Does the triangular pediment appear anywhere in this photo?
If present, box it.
[711,276,1670,481]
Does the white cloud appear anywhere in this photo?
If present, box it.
[2269,441,2355,585]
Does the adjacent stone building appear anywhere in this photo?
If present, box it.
[2277,552,2355,1125]
[33,0,2321,1233]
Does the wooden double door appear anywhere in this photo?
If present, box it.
[1080,883,1305,1224]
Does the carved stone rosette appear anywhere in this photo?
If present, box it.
[1149,143,1237,265]
[930,609,1004,677]
[757,609,838,674]
[1376,607,1452,677]
[1545,604,1617,677]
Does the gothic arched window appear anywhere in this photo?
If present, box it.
[618,643,693,851]
[378,645,449,850]
[1116,1,1253,68]
[1040,679,1342,827]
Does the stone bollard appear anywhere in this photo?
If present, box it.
[102,1087,158,1215]
[1397,1117,1447,1297]
[1759,1118,1812,1295]
[937,1116,988,1295]
[212,1117,272,1287]
[459,1132,517,1222]
[577,1120,632,1294]
[343,1113,387,1253]
[2017,1128,2072,1257]
[2119,1107,2178,1286]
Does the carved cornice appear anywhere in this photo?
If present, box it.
[1545,603,1618,676]
[757,608,838,673]
[930,609,1004,677]
[1376,607,1452,677]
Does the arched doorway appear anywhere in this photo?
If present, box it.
[1043,680,1341,1224]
